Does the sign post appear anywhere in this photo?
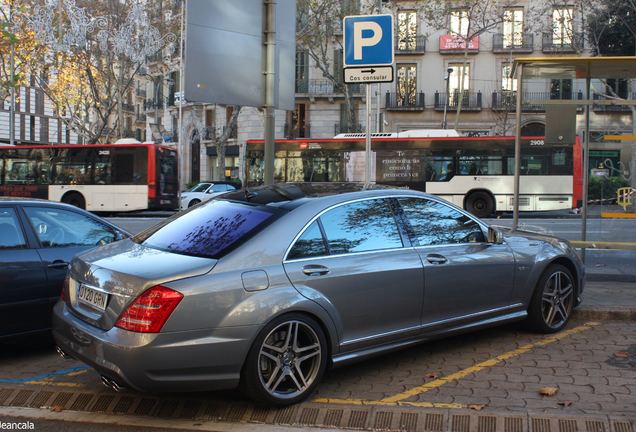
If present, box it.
[343,14,394,187]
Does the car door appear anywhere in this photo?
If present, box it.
[283,198,424,351]
[0,206,49,337]
[396,197,516,327]
[21,205,119,308]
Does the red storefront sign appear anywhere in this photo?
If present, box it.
[439,34,480,51]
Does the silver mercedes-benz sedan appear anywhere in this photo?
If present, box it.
[53,184,584,406]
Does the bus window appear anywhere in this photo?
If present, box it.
[458,155,504,176]
[429,157,455,181]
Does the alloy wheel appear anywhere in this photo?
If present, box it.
[258,320,322,400]
[541,270,574,329]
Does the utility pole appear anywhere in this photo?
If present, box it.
[442,68,453,129]
[9,1,15,145]
[263,0,276,186]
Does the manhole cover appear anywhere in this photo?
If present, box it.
[607,345,636,369]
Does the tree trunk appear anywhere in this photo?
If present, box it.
[344,85,356,132]
[215,141,226,181]
[453,45,470,129]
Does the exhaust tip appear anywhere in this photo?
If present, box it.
[55,346,73,360]
[100,375,127,392]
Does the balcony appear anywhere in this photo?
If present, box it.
[334,123,364,135]
[592,93,635,113]
[439,34,479,54]
[284,123,311,139]
[296,79,362,97]
[135,113,147,122]
[144,99,162,111]
[491,91,584,112]
[492,33,534,53]
[542,33,583,53]
[434,91,482,111]
[396,35,426,55]
[385,92,425,111]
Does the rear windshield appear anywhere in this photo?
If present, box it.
[134,200,278,259]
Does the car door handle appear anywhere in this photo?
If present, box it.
[302,264,330,276]
[47,260,69,269]
[426,254,447,265]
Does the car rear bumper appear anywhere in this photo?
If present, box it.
[52,301,258,392]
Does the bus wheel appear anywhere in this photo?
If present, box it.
[465,191,494,218]
[61,192,86,210]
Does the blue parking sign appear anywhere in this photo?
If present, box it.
[343,14,393,67]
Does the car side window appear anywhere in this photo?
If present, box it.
[210,184,229,193]
[398,198,485,246]
[0,207,27,249]
[24,207,116,248]
[319,199,403,255]
[287,221,328,260]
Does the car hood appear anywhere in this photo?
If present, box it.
[66,239,217,330]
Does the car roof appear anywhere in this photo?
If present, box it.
[220,183,427,211]
[0,196,53,204]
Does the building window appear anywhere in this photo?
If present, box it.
[604,79,628,99]
[397,10,418,51]
[503,8,523,48]
[448,63,470,97]
[552,8,574,46]
[450,9,469,37]
[396,64,417,106]
[295,50,309,93]
[501,63,517,92]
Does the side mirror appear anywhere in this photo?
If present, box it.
[487,226,504,244]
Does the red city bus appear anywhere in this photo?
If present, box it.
[0,143,178,211]
[246,132,582,217]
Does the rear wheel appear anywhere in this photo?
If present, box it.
[61,192,86,210]
[241,313,327,406]
[188,199,201,208]
[465,191,494,218]
[526,264,575,333]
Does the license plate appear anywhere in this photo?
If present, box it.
[77,284,109,311]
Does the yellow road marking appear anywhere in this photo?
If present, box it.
[25,380,83,388]
[379,322,599,403]
[313,397,467,409]
[65,370,88,378]
[571,240,636,249]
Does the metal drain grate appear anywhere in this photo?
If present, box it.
[9,389,34,406]
[90,394,115,412]
[156,399,180,418]
[533,418,551,432]
[69,393,93,411]
[614,422,634,432]
[452,414,471,432]
[272,406,296,425]
[400,412,418,432]
[374,411,393,430]
[478,416,497,432]
[133,398,157,416]
[298,407,319,425]
[29,391,53,408]
[559,419,578,432]
[424,413,444,432]
[50,392,73,409]
[0,389,14,406]
[249,407,270,423]
[178,400,202,419]
[505,417,524,432]
[112,396,134,414]
[348,410,368,429]
[586,421,606,432]
[323,409,344,427]
[222,405,247,422]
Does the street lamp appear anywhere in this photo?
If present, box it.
[442,67,453,129]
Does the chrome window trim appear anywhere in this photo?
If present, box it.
[283,193,491,263]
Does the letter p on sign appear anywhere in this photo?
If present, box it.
[343,14,393,67]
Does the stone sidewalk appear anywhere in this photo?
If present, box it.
[578,280,636,320]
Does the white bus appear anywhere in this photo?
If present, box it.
[245,131,582,217]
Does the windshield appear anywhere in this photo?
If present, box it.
[189,183,211,192]
[134,200,279,259]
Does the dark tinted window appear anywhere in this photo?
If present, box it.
[0,207,27,249]
[398,198,485,246]
[288,221,327,259]
[136,200,276,259]
[24,207,116,248]
[320,199,403,254]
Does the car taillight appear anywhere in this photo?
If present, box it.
[115,285,183,333]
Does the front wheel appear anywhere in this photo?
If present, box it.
[241,314,327,406]
[188,199,201,208]
[526,264,576,333]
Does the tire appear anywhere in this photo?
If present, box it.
[61,192,86,210]
[526,264,576,333]
[465,191,494,218]
[188,199,201,208]
[241,313,328,406]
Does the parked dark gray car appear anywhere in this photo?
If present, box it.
[0,198,129,339]
[52,185,584,405]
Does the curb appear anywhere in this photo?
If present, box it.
[575,307,636,321]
